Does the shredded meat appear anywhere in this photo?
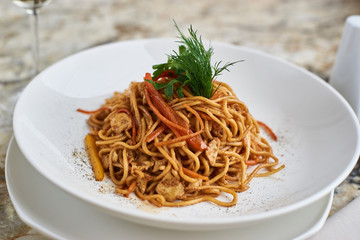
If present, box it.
[212,123,223,137]
[110,112,132,135]
[102,154,110,170]
[130,154,154,176]
[205,137,220,166]
[155,173,184,202]
[136,173,152,193]
[131,161,153,173]
[186,179,202,191]
[152,159,167,172]
[126,150,135,164]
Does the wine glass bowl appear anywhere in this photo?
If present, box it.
[12,0,51,12]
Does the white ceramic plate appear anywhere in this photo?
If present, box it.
[13,39,360,230]
[6,137,333,240]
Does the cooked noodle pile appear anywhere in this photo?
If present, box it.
[84,81,284,207]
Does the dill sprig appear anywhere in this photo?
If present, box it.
[149,21,241,99]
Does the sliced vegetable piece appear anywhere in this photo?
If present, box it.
[257,121,277,141]
[145,79,207,151]
[84,134,104,181]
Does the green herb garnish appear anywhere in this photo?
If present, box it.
[148,21,241,99]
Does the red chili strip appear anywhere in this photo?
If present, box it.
[77,107,111,114]
[257,121,277,141]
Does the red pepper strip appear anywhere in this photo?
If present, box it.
[146,124,167,143]
[185,128,208,151]
[257,121,277,141]
[144,80,207,151]
[144,85,187,135]
[124,181,137,198]
[245,159,258,166]
[144,72,152,80]
[145,81,185,125]
[199,112,213,121]
[145,70,178,82]
[117,108,137,145]
[77,107,111,114]
[154,129,204,147]
[154,70,177,81]
[182,167,209,181]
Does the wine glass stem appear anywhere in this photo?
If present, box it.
[28,9,40,75]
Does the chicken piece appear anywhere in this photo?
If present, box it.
[155,173,185,202]
[130,160,154,176]
[205,137,220,166]
[212,123,224,137]
[110,112,132,135]
[130,153,154,176]
[126,150,135,163]
[101,154,110,170]
[136,153,148,163]
[152,159,168,172]
[186,179,202,191]
[136,173,153,193]
[101,150,118,170]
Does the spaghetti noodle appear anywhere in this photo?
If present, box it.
[80,79,284,207]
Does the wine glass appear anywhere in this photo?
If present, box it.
[1,0,52,83]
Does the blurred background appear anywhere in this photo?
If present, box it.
[2,0,360,80]
[1,0,360,239]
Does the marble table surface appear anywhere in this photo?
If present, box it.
[1,0,360,239]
